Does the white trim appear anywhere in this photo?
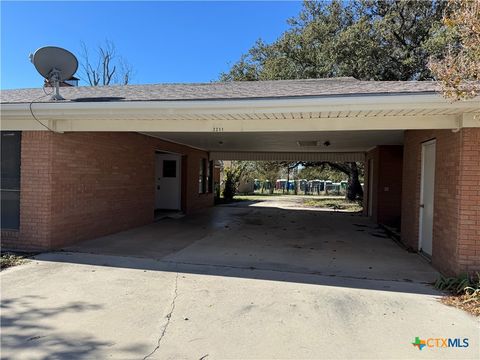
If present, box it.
[1,114,473,133]
[419,139,436,255]
[154,149,182,155]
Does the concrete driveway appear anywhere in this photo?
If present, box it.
[1,198,478,359]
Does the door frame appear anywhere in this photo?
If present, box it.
[155,150,183,211]
[418,139,436,256]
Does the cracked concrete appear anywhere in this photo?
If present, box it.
[1,199,478,359]
[143,272,179,360]
[1,252,478,359]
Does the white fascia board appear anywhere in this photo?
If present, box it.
[0,114,467,132]
[1,93,479,120]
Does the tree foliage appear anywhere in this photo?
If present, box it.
[298,163,347,183]
[428,0,480,100]
[220,0,453,200]
[220,0,446,82]
[299,162,364,201]
[254,161,284,194]
[222,161,254,201]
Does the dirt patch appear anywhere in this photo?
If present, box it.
[303,198,362,212]
[441,294,480,317]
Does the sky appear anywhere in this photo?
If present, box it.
[1,1,302,89]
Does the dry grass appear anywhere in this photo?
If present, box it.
[0,253,27,270]
[435,274,480,317]
[441,293,480,317]
[302,198,363,212]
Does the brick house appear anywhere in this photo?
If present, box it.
[1,79,479,275]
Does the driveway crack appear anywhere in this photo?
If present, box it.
[143,271,179,360]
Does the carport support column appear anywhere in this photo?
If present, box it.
[364,146,403,228]
[456,128,480,274]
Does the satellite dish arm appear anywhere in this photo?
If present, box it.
[48,68,64,101]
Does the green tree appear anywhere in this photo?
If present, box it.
[220,0,446,200]
[220,0,446,82]
[254,162,283,194]
[222,161,254,201]
[298,162,364,201]
[298,164,346,182]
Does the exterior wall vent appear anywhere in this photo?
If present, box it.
[297,140,319,147]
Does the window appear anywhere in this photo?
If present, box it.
[1,131,21,230]
[163,160,176,178]
[199,158,206,193]
[207,160,213,193]
[199,159,214,194]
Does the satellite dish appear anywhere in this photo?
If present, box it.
[30,46,78,101]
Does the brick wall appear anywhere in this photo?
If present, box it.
[18,132,54,251]
[48,133,154,248]
[2,132,213,251]
[457,128,480,273]
[401,128,479,275]
[364,146,403,228]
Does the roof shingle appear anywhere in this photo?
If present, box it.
[0,78,440,104]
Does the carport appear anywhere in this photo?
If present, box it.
[65,198,439,283]
[1,78,479,276]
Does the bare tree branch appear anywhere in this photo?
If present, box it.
[80,40,133,86]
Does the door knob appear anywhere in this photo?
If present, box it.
[419,204,424,208]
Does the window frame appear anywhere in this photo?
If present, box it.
[199,158,206,194]
[1,131,22,230]
[199,159,214,194]
[207,160,213,193]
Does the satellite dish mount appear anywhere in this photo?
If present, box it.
[48,68,64,100]
[30,46,78,101]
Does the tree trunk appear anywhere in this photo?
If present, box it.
[346,163,363,201]
[301,161,364,201]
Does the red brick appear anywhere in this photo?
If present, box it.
[401,128,480,275]
[2,132,214,251]
[364,146,403,228]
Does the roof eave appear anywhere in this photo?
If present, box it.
[1,93,476,118]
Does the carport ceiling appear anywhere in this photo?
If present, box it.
[144,130,404,153]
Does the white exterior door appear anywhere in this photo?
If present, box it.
[419,140,436,256]
[155,153,181,210]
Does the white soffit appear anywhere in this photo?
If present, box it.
[210,152,365,162]
[146,130,404,153]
